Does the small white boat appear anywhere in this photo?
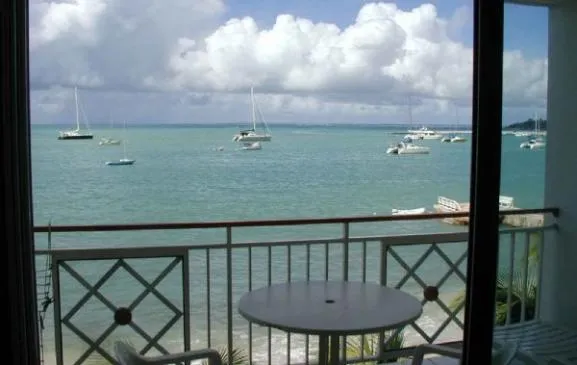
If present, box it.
[241,142,262,151]
[105,158,135,166]
[99,137,121,146]
[441,134,466,143]
[450,135,467,143]
[387,141,430,155]
[392,207,426,215]
[520,138,546,149]
[407,127,443,140]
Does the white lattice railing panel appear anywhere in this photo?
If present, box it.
[51,248,190,365]
[383,240,468,345]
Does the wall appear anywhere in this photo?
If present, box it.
[541,0,577,329]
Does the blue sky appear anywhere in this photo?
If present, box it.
[504,3,548,58]
[29,0,550,125]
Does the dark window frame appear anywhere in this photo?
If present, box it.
[462,1,505,365]
[2,0,40,365]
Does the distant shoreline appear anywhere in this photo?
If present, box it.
[31,121,541,130]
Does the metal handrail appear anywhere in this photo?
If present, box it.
[32,207,559,233]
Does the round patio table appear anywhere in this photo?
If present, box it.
[238,280,423,365]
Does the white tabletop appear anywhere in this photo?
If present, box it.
[238,280,422,336]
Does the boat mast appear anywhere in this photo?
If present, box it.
[251,87,256,131]
[408,94,413,126]
[123,120,127,159]
[74,86,80,131]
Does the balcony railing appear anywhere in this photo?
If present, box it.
[33,208,557,365]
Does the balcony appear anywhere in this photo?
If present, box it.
[33,209,556,365]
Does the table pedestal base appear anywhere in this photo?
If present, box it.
[318,335,341,365]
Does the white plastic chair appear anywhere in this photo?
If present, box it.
[410,341,526,365]
[114,341,223,365]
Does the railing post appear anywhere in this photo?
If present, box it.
[226,226,233,362]
[379,238,388,287]
[536,230,545,318]
[505,232,516,325]
[183,250,191,351]
[377,239,389,362]
[341,223,350,365]
[520,233,531,321]
[342,222,350,281]
[52,257,64,365]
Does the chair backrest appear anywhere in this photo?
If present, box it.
[114,342,147,365]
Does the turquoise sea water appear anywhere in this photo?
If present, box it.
[31,124,546,364]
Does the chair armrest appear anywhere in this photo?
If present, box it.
[145,348,223,365]
[411,344,462,365]
[547,356,574,365]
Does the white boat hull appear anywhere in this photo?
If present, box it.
[398,149,429,154]
[106,159,135,166]
[450,136,467,143]
[387,142,430,155]
[233,134,272,142]
[398,145,430,154]
[99,138,121,146]
[58,130,93,140]
[241,142,262,150]
[530,142,546,149]
[407,127,443,140]
[521,139,546,149]
[420,134,443,140]
[392,207,426,215]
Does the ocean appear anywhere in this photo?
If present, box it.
[31,124,546,364]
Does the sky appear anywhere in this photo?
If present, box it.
[29,0,549,126]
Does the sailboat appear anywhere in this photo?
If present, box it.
[99,117,121,146]
[449,105,467,142]
[388,96,430,155]
[232,87,272,143]
[58,86,94,140]
[520,115,546,150]
[105,121,135,166]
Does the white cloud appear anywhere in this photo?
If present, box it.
[165,2,546,107]
[29,1,548,124]
[30,0,226,90]
[30,0,106,48]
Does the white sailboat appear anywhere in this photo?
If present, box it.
[520,115,546,150]
[388,97,430,155]
[450,105,467,143]
[105,121,135,166]
[232,87,272,143]
[58,86,93,140]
